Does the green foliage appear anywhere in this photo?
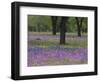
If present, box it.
[67,17,77,32]
[56,17,61,32]
[81,17,88,33]
[28,15,52,32]
[67,17,88,33]
[28,15,88,33]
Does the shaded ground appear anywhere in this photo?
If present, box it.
[28,32,88,66]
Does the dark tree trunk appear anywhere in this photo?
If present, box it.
[75,17,83,37]
[76,17,81,37]
[51,16,57,35]
[60,17,68,45]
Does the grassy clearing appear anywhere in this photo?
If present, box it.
[29,39,87,48]
[29,32,87,36]
[28,32,87,48]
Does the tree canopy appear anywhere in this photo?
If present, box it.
[28,15,87,33]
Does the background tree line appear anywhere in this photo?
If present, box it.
[28,15,87,33]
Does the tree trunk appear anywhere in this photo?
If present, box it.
[51,16,57,35]
[75,17,83,37]
[60,17,68,44]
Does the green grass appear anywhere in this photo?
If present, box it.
[29,39,87,48]
[28,32,87,48]
[29,32,87,36]
[65,39,87,48]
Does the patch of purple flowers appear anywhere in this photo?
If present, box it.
[28,46,87,66]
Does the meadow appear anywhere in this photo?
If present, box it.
[28,32,87,66]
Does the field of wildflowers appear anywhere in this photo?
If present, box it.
[28,32,88,66]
